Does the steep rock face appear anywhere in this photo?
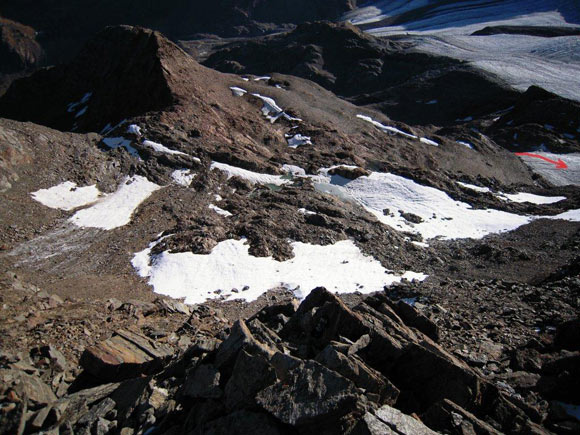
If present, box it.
[0,26,184,132]
[203,21,520,126]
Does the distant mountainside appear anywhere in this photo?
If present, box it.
[0,0,356,64]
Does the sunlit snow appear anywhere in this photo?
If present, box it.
[69,176,161,230]
[31,182,101,211]
[171,169,196,186]
[211,161,291,186]
[498,192,566,204]
[252,93,302,123]
[142,140,187,156]
[286,134,312,148]
[230,86,247,97]
[132,238,427,304]
[209,204,232,217]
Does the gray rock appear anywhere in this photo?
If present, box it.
[375,405,438,435]
[224,350,277,411]
[256,360,360,427]
[182,364,222,399]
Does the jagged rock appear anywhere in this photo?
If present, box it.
[0,368,57,406]
[374,405,438,435]
[79,329,173,381]
[215,320,274,371]
[256,360,360,428]
[182,364,222,399]
[390,299,440,342]
[224,349,277,410]
[423,398,503,434]
[154,297,190,315]
[315,344,398,404]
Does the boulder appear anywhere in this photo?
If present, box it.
[79,329,173,382]
[256,360,360,428]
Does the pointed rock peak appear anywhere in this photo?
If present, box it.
[0,25,199,133]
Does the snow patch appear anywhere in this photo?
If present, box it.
[282,164,307,177]
[171,169,196,187]
[252,93,302,123]
[132,238,427,304]
[230,86,247,97]
[254,76,271,81]
[498,192,566,204]
[457,181,491,193]
[142,140,187,156]
[209,204,232,217]
[211,162,291,186]
[286,134,312,148]
[457,140,474,149]
[127,124,142,136]
[69,176,161,230]
[420,137,439,147]
[357,114,418,139]
[31,182,101,211]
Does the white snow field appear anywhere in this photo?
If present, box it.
[132,238,427,304]
[251,93,302,123]
[31,176,162,230]
[344,0,580,101]
[69,176,161,230]
[31,182,101,211]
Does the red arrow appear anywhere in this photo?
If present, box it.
[515,152,568,169]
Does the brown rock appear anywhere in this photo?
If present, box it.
[79,329,173,381]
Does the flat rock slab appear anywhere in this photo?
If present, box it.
[80,329,173,381]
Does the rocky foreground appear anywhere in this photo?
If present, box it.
[1,275,579,434]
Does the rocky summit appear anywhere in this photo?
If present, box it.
[1,2,580,434]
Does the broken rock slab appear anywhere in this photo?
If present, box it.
[79,329,173,382]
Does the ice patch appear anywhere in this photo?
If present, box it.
[357,114,418,139]
[171,169,196,187]
[230,86,247,97]
[102,137,139,157]
[254,76,271,81]
[31,182,101,211]
[69,176,161,230]
[143,140,187,156]
[127,124,142,136]
[420,137,439,147]
[132,238,427,304]
[211,161,291,186]
[209,204,232,217]
[286,134,312,148]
